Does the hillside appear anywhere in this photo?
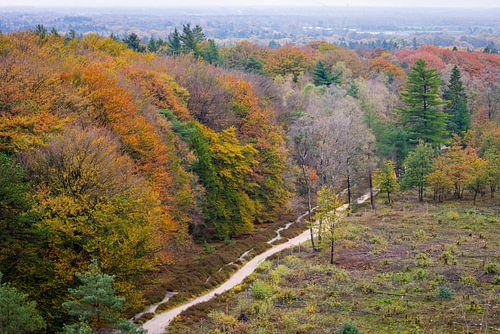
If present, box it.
[168,196,499,333]
[0,24,499,334]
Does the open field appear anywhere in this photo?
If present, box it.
[166,195,499,333]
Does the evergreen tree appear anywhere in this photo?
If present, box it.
[122,33,145,52]
[62,261,144,334]
[34,24,47,40]
[242,56,264,74]
[166,28,182,55]
[443,65,470,135]
[347,81,359,98]
[147,37,158,52]
[200,39,221,64]
[312,60,332,86]
[180,24,205,55]
[401,141,435,201]
[399,59,447,147]
[0,273,45,334]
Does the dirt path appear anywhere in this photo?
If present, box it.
[142,192,372,334]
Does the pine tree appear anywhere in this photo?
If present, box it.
[200,39,221,64]
[312,60,332,86]
[443,65,470,135]
[62,261,144,334]
[180,24,205,56]
[0,273,45,334]
[401,141,435,201]
[122,33,145,52]
[399,59,447,147]
[167,28,182,55]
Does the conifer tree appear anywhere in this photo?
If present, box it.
[443,65,470,135]
[0,273,45,334]
[312,60,332,86]
[399,59,447,147]
[201,39,221,64]
[401,141,434,201]
[62,261,143,334]
[167,28,182,55]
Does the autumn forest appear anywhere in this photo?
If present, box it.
[0,17,499,334]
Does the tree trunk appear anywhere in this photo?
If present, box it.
[473,191,478,205]
[318,219,322,243]
[300,161,316,251]
[347,172,351,215]
[330,238,335,265]
[418,185,423,202]
[387,191,391,204]
[369,169,375,210]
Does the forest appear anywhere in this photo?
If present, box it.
[0,22,498,333]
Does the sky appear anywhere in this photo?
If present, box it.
[3,0,499,7]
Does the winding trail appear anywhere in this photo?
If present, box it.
[142,192,372,334]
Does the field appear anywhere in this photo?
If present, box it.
[167,195,499,333]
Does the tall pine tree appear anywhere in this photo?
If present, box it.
[312,60,332,86]
[443,65,470,136]
[166,28,182,55]
[399,59,447,147]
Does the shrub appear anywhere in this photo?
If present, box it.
[459,273,477,287]
[483,262,498,274]
[337,321,361,334]
[436,287,454,300]
[250,281,273,300]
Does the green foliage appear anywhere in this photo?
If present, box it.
[312,60,342,87]
[0,273,45,334]
[200,39,221,64]
[180,24,205,56]
[0,153,37,274]
[443,66,470,135]
[399,59,448,147]
[122,33,145,52]
[483,262,498,274]
[401,141,435,200]
[338,321,361,334]
[161,110,257,238]
[373,160,399,204]
[250,280,273,300]
[62,261,144,334]
[241,56,264,74]
[166,28,182,55]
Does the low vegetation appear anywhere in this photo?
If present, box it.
[168,196,499,333]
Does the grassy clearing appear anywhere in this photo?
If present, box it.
[167,195,499,333]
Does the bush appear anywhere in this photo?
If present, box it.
[250,280,273,300]
[436,287,453,300]
[483,262,498,274]
[337,321,361,334]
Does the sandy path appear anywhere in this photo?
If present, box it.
[142,192,372,333]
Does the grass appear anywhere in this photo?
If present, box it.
[167,194,499,333]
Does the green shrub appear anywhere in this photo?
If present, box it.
[483,262,498,274]
[203,240,215,254]
[459,273,477,287]
[337,321,361,334]
[250,280,273,300]
[436,287,453,300]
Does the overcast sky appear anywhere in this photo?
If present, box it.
[3,0,499,8]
